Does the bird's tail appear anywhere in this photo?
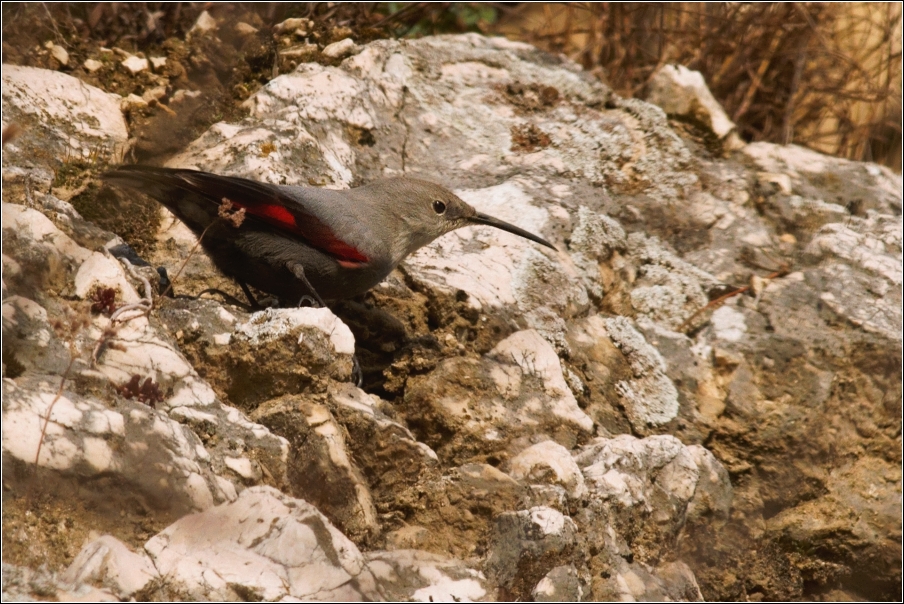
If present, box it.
[102,166,226,235]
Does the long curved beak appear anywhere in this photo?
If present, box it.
[469,212,558,251]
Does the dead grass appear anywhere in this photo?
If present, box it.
[492,3,902,170]
[2,2,899,169]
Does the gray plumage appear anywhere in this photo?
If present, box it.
[103,166,556,304]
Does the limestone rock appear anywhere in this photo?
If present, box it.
[144,486,381,601]
[1,65,127,165]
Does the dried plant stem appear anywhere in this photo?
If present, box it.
[679,268,788,333]
[157,221,216,301]
[34,355,75,467]
[92,258,155,367]
[733,30,783,122]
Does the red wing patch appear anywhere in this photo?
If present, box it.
[253,204,299,230]
[234,201,369,266]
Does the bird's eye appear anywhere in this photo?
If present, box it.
[432,200,447,215]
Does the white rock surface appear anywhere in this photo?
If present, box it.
[646,64,741,145]
[367,550,491,602]
[73,252,143,305]
[49,43,69,66]
[120,55,149,74]
[1,65,128,161]
[711,304,747,342]
[189,10,217,34]
[145,486,381,601]
[488,330,594,433]
[2,376,230,511]
[61,535,157,598]
[322,38,359,59]
[83,58,103,72]
[576,434,731,518]
[626,233,718,329]
[234,307,355,355]
[508,440,586,498]
[603,317,680,429]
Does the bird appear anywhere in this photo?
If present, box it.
[102,166,557,307]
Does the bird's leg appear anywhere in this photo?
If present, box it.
[238,281,263,310]
[351,356,363,388]
[287,262,327,309]
[287,261,361,387]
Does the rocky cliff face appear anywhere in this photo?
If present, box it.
[3,32,901,601]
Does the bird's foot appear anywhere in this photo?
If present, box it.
[351,354,363,388]
[296,294,320,308]
[287,262,327,308]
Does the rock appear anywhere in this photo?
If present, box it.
[744,141,902,215]
[485,506,579,600]
[189,10,217,34]
[170,89,201,103]
[326,383,440,516]
[149,56,167,69]
[367,550,492,601]
[603,316,680,430]
[279,43,319,60]
[234,22,258,36]
[598,559,704,601]
[60,535,157,599]
[322,38,359,59]
[235,307,354,353]
[2,295,73,376]
[120,93,147,110]
[3,32,901,601]
[82,58,103,72]
[141,86,167,103]
[48,43,69,66]
[399,463,526,560]
[157,298,353,412]
[401,329,593,463]
[2,562,118,601]
[274,17,313,34]
[532,565,586,601]
[73,252,143,305]
[144,486,381,600]
[569,206,627,301]
[574,435,731,568]
[766,456,902,593]
[624,233,719,330]
[221,307,355,405]
[507,440,586,499]
[2,203,92,298]
[2,375,232,513]
[251,394,379,542]
[1,65,128,164]
[120,55,149,74]
[646,64,743,150]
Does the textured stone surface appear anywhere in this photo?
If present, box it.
[2,31,900,601]
[1,65,128,165]
[144,487,380,601]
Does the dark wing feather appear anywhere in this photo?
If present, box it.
[103,166,369,265]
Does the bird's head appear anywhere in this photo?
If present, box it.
[362,177,556,261]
